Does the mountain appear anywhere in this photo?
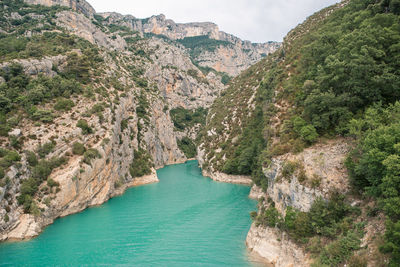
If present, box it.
[2,0,400,266]
[198,0,400,265]
[24,0,281,76]
[0,0,265,240]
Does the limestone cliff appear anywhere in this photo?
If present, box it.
[245,139,351,266]
[24,0,96,17]
[0,0,225,241]
[100,12,281,76]
[22,0,280,76]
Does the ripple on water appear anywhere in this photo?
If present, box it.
[0,160,260,266]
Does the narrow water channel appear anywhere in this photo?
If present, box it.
[0,160,259,266]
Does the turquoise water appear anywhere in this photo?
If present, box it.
[0,160,258,266]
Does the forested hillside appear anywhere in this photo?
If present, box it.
[200,0,400,265]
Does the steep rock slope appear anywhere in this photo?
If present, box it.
[99,12,281,76]
[0,0,225,241]
[199,0,400,265]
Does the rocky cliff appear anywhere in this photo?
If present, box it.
[24,0,96,17]
[197,0,391,265]
[0,0,225,241]
[99,12,281,76]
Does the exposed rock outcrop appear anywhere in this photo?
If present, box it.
[245,139,351,266]
[24,0,96,17]
[246,224,311,267]
[99,13,281,76]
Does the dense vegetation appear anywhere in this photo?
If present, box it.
[170,107,208,131]
[129,149,153,178]
[202,0,400,265]
[254,193,363,266]
[346,103,400,264]
[177,137,196,158]
[177,35,232,58]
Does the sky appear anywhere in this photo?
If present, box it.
[87,0,341,43]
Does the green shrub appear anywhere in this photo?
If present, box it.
[281,161,299,180]
[318,231,362,266]
[299,125,318,144]
[177,35,232,58]
[121,119,128,131]
[19,177,38,196]
[257,206,282,227]
[77,119,93,135]
[25,150,38,166]
[221,74,232,85]
[30,109,54,123]
[54,98,74,111]
[37,141,55,158]
[177,137,196,158]
[129,149,152,177]
[83,148,101,165]
[0,149,21,168]
[0,167,4,179]
[47,178,59,188]
[72,142,85,155]
[170,107,208,131]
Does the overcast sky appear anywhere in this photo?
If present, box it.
[87,0,340,43]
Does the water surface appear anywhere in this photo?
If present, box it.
[0,160,258,266]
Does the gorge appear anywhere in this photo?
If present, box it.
[1,0,400,266]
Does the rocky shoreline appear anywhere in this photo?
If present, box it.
[1,171,159,242]
[202,170,253,185]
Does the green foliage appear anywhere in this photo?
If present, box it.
[62,52,91,83]
[121,119,128,131]
[136,93,149,123]
[25,150,38,167]
[0,148,21,168]
[177,137,196,158]
[177,35,232,58]
[316,231,363,266]
[129,149,153,178]
[222,107,266,176]
[17,156,66,213]
[256,193,353,242]
[221,74,232,85]
[0,32,86,62]
[37,141,55,158]
[0,64,83,121]
[76,119,93,135]
[258,206,282,227]
[281,161,299,180]
[83,148,101,165]
[346,102,400,264]
[72,142,86,155]
[47,178,59,188]
[0,167,4,179]
[54,98,74,111]
[170,107,208,131]
[293,0,400,134]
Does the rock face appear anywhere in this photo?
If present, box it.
[244,139,351,266]
[56,11,127,50]
[246,224,311,267]
[0,55,67,77]
[263,139,350,215]
[100,13,281,76]
[23,0,280,76]
[0,0,228,241]
[24,0,96,17]
[202,170,252,185]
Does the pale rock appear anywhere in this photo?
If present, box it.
[246,224,311,267]
[8,129,21,138]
